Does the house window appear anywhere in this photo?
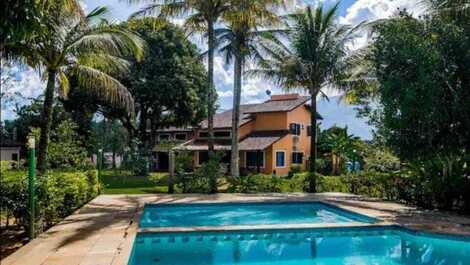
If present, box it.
[175,133,187,140]
[275,151,286,168]
[214,131,231,138]
[159,134,170,141]
[246,151,264,168]
[199,131,209,138]
[198,151,209,165]
[199,131,231,138]
[292,152,304,164]
[289,123,301,136]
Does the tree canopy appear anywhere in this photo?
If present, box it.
[120,18,211,144]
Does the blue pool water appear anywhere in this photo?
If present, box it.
[139,202,376,228]
[129,227,470,265]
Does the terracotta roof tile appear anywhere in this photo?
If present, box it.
[200,96,310,129]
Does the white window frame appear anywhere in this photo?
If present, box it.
[292,151,304,165]
[275,150,287,168]
[245,151,265,168]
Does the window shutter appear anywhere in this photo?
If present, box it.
[307,125,312,136]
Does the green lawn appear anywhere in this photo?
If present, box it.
[100,170,169,194]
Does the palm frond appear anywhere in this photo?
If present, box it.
[67,24,145,61]
[71,65,135,112]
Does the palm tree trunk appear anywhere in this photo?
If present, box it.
[207,20,217,193]
[37,69,56,171]
[308,92,318,192]
[230,54,242,178]
[207,20,215,155]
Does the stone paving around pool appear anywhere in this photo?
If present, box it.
[3,193,470,265]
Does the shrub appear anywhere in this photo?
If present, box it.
[228,174,285,193]
[287,165,302,178]
[317,175,349,193]
[177,158,221,193]
[0,169,99,233]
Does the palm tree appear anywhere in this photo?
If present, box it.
[9,4,144,170]
[217,0,282,178]
[252,3,361,191]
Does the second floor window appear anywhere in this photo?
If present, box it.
[199,131,231,138]
[159,134,171,141]
[289,123,301,136]
[175,133,187,140]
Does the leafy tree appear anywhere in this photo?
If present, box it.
[253,4,361,191]
[217,0,282,179]
[363,12,470,159]
[120,18,210,146]
[7,4,143,170]
[90,119,129,168]
[1,0,81,54]
[2,99,71,151]
[46,119,89,168]
[130,0,231,159]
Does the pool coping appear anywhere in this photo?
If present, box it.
[136,224,470,243]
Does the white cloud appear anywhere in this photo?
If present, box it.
[341,0,422,26]
[1,64,44,121]
[340,0,424,50]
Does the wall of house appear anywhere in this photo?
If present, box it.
[286,105,311,170]
[239,121,254,139]
[252,112,288,131]
[264,105,311,176]
[0,147,21,162]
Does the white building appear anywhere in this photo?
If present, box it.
[0,139,21,163]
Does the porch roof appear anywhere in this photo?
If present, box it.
[239,130,288,151]
[173,130,288,151]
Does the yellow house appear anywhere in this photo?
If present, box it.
[175,94,322,176]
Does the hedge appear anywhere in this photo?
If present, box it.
[0,169,99,233]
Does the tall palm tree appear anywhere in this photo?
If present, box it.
[252,3,361,191]
[217,0,282,178]
[9,3,144,170]
[130,0,231,193]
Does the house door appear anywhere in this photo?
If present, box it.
[157,152,169,171]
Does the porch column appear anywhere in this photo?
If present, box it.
[168,150,175,194]
[256,150,261,173]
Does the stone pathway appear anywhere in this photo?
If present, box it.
[3,193,470,265]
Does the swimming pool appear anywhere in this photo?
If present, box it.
[139,201,376,228]
[129,226,470,265]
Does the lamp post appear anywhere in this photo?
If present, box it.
[27,135,36,239]
[97,148,103,193]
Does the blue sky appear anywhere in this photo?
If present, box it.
[1,0,424,139]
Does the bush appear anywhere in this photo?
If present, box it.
[317,175,349,193]
[228,174,285,193]
[0,169,99,233]
[287,165,302,178]
[177,158,222,193]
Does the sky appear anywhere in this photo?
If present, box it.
[0,0,424,139]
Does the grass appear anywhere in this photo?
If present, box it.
[100,170,169,194]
